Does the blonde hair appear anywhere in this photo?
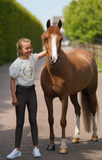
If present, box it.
[16,38,31,57]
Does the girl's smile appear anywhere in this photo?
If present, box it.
[19,42,32,59]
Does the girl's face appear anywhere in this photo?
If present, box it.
[19,42,32,59]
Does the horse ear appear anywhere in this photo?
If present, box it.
[46,19,51,28]
[58,20,62,29]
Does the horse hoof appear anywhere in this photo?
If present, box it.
[59,148,68,154]
[91,135,98,142]
[71,137,79,143]
[47,144,55,151]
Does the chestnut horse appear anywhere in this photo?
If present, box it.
[41,19,99,154]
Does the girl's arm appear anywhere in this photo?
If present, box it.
[38,50,46,59]
[10,78,18,106]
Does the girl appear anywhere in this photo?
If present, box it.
[7,38,46,159]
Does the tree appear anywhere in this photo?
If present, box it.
[93,0,102,9]
[63,0,102,43]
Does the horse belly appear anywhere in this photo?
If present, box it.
[69,68,93,95]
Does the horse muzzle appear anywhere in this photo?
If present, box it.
[49,55,59,66]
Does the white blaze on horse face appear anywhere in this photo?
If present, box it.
[74,115,80,138]
[51,34,57,63]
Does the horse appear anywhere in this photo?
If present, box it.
[41,19,99,154]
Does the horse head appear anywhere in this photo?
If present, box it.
[41,19,62,66]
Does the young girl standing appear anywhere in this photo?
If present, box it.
[6,38,46,159]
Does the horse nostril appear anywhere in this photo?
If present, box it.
[49,56,53,61]
[49,55,59,65]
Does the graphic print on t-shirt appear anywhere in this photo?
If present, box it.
[23,66,33,79]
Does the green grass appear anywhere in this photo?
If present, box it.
[95,59,102,73]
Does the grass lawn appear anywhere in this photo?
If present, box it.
[95,59,102,73]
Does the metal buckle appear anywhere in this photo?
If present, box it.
[25,86,29,90]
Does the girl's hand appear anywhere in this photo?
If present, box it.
[12,96,18,106]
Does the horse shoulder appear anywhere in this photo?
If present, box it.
[41,65,57,98]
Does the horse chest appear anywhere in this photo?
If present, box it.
[52,85,63,94]
[52,78,67,95]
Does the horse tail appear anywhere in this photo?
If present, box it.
[80,89,91,132]
[81,89,99,132]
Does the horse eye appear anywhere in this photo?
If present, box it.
[60,38,63,43]
[45,37,48,41]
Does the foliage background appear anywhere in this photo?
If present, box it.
[0,0,44,65]
[63,0,102,43]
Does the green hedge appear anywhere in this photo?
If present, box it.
[0,0,44,65]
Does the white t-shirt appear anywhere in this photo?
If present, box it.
[9,53,39,86]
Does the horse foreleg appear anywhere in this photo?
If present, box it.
[44,94,55,150]
[70,94,81,143]
[59,97,68,154]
